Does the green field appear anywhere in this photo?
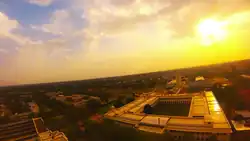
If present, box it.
[152,103,190,116]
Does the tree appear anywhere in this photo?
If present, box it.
[140,132,174,141]
[113,96,125,108]
[99,93,110,103]
[87,99,101,113]
[125,97,135,104]
[143,104,153,114]
[233,114,244,122]
[0,116,10,124]
[113,100,124,108]
[183,133,195,141]
[236,101,245,110]
[207,135,219,141]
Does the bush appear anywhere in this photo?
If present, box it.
[207,135,219,141]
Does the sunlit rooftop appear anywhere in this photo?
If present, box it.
[105,91,232,134]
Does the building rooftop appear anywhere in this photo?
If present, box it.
[105,91,232,134]
[195,76,205,81]
[0,117,68,141]
[231,120,250,131]
[189,95,208,117]
[235,110,250,118]
[0,119,37,141]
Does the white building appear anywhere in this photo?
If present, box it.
[195,76,205,81]
[104,91,232,141]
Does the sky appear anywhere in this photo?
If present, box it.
[0,0,250,85]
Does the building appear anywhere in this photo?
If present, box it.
[0,117,68,141]
[89,96,101,101]
[104,91,232,141]
[188,77,214,90]
[45,92,59,98]
[166,73,185,92]
[28,102,39,113]
[71,94,84,101]
[166,80,177,90]
[72,99,88,107]
[52,94,98,107]
[195,76,205,81]
[55,95,66,102]
[0,104,12,117]
[11,112,32,120]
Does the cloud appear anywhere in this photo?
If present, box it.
[27,0,54,6]
[70,0,250,64]
[0,12,33,45]
[0,12,18,34]
[0,48,8,54]
[2,0,250,84]
[31,10,82,36]
[167,0,250,37]
[74,0,250,38]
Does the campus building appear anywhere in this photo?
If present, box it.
[104,91,232,141]
[0,117,68,141]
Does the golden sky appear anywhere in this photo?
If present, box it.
[0,0,250,84]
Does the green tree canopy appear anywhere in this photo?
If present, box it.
[143,104,153,114]
[87,99,101,113]
[125,96,135,104]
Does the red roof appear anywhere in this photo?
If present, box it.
[90,114,103,123]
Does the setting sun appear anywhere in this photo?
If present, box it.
[197,19,228,46]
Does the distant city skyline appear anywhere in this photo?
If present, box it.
[1,0,250,85]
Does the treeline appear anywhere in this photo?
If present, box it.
[84,119,174,141]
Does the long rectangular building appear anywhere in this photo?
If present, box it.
[0,117,68,141]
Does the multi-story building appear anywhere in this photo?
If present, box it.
[0,117,68,141]
[104,91,232,141]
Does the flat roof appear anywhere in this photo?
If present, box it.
[128,97,158,113]
[120,113,144,121]
[205,91,231,130]
[231,120,250,131]
[0,119,37,141]
[168,117,204,126]
[140,115,170,126]
[189,95,209,117]
[33,118,47,133]
[235,110,250,118]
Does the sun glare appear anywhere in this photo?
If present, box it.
[197,19,228,46]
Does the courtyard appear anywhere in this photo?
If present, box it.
[152,102,190,116]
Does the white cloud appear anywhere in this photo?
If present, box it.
[27,0,54,6]
[31,10,76,36]
[0,12,18,35]
[0,12,33,45]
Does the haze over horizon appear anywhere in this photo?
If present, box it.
[1,0,250,85]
